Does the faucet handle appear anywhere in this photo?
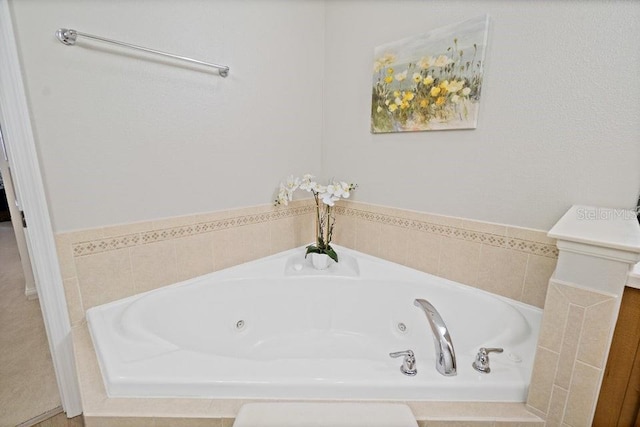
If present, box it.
[389,350,417,376]
[472,347,503,373]
[389,350,414,358]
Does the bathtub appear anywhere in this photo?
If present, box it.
[87,245,541,401]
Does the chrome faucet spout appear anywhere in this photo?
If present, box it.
[414,298,457,376]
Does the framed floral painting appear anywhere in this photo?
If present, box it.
[371,15,489,133]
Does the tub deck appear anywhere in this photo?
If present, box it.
[76,246,545,425]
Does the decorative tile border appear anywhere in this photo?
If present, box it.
[72,205,314,257]
[334,206,558,258]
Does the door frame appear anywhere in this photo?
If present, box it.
[0,128,37,299]
[0,0,82,415]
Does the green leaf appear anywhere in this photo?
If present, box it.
[304,244,339,263]
[325,246,339,263]
[305,244,322,258]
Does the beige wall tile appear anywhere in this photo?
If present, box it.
[75,248,135,311]
[194,209,230,224]
[526,346,560,414]
[231,203,277,218]
[270,217,299,255]
[537,284,570,353]
[62,277,84,326]
[292,213,315,247]
[546,385,568,426]
[333,213,357,249]
[406,231,441,275]
[576,299,617,368]
[409,401,543,420]
[554,304,585,390]
[236,222,271,262]
[211,228,245,271]
[354,219,381,257]
[97,395,213,419]
[372,203,409,218]
[379,224,410,265]
[524,405,546,421]
[438,237,480,286]
[506,226,556,245]
[563,361,601,427]
[131,240,178,294]
[151,213,196,231]
[102,220,153,238]
[477,245,528,300]
[521,255,556,308]
[65,228,105,244]
[460,218,507,236]
[71,326,109,408]
[220,419,234,427]
[553,281,612,308]
[175,233,214,281]
[413,210,464,228]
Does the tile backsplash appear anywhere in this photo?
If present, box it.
[56,200,315,325]
[56,199,557,326]
[333,201,557,308]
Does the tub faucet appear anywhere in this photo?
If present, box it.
[413,298,457,376]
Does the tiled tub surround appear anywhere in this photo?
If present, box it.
[57,200,558,326]
[55,201,316,326]
[57,201,559,425]
[332,201,558,309]
[525,206,640,426]
[526,279,618,426]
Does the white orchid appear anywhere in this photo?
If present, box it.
[337,181,352,198]
[285,175,300,192]
[276,183,290,206]
[274,174,358,263]
[321,192,340,206]
[299,174,315,191]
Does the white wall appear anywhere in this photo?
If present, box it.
[10,1,640,232]
[10,0,325,232]
[322,1,640,230]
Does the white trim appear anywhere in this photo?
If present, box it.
[556,239,640,264]
[0,0,82,416]
[16,406,63,427]
[25,286,39,300]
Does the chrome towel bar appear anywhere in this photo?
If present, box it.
[55,28,229,77]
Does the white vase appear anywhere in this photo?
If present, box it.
[310,252,332,270]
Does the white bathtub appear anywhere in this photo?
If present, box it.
[87,245,541,401]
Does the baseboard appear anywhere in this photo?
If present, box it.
[25,286,38,300]
[17,406,63,427]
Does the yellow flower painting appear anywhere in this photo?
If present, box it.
[371,15,489,133]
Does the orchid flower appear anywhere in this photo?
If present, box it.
[274,174,357,262]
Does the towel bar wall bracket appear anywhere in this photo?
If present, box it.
[55,28,229,78]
